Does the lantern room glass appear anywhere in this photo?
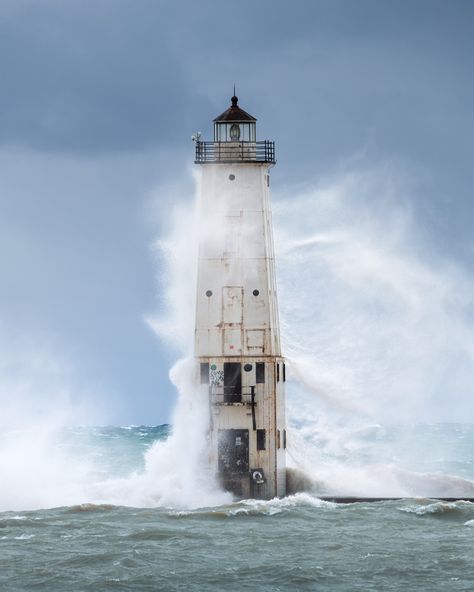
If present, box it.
[214,122,256,142]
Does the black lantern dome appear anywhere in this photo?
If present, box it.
[213,95,257,142]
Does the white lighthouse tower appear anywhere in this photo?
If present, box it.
[194,94,286,500]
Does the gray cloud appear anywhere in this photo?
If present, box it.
[0,0,473,424]
[0,0,210,153]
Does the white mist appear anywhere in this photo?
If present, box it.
[274,165,474,496]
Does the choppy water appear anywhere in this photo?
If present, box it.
[1,424,474,591]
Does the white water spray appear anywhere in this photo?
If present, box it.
[0,332,102,510]
[99,177,231,508]
[142,163,474,500]
[0,163,473,510]
[273,166,474,496]
[91,357,231,508]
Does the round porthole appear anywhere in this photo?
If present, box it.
[206,290,213,297]
[253,289,260,296]
[244,363,252,372]
[211,364,217,371]
[228,174,235,181]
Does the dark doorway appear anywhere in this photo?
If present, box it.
[224,362,241,403]
[256,362,265,383]
[257,429,266,450]
[218,429,249,473]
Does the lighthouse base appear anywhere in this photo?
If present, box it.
[218,469,269,500]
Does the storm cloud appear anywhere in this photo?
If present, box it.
[0,0,473,423]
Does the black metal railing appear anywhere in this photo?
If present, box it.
[195,141,275,164]
[209,385,256,406]
[209,385,258,431]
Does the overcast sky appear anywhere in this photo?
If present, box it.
[1,0,473,425]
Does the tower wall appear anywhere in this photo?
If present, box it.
[195,162,286,499]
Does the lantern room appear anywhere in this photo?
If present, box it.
[194,94,275,164]
[213,95,257,142]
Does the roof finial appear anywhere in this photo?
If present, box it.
[231,84,238,107]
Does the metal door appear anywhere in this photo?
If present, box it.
[222,286,243,324]
[222,286,243,355]
[218,429,249,474]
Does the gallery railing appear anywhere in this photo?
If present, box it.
[209,385,256,405]
[195,141,276,164]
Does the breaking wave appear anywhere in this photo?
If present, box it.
[399,500,474,517]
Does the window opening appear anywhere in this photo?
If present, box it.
[256,362,265,384]
[257,429,266,451]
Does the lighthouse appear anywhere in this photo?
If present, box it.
[194,94,286,500]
